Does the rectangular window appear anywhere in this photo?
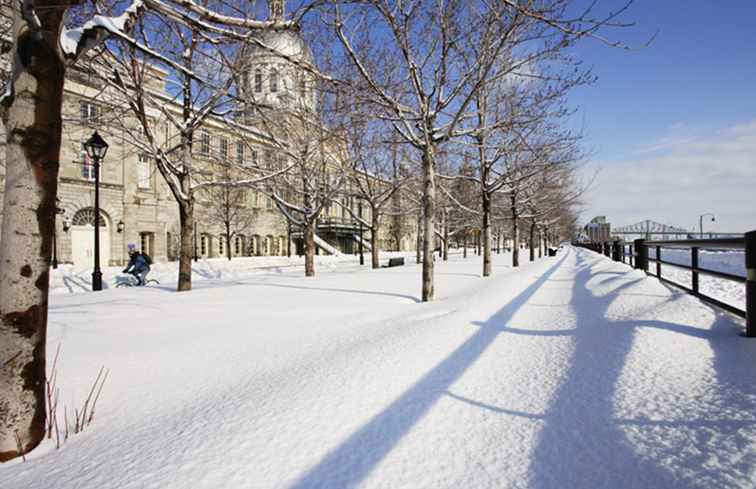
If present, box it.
[236,140,245,166]
[251,148,259,167]
[198,131,210,157]
[79,144,95,181]
[200,235,207,256]
[79,101,99,123]
[266,194,273,209]
[270,69,278,93]
[137,153,151,189]
[254,70,262,93]
[219,137,229,161]
[264,150,273,169]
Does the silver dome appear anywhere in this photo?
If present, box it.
[247,29,314,65]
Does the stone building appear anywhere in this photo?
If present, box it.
[0,1,417,269]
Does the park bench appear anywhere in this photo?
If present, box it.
[387,257,405,267]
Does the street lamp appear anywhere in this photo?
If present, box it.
[698,213,715,239]
[83,131,109,291]
[52,199,65,269]
[358,201,364,266]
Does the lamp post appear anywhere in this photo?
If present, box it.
[52,199,65,269]
[193,225,198,262]
[358,201,364,265]
[83,131,109,291]
[698,213,715,238]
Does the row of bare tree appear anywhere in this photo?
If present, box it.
[0,0,635,461]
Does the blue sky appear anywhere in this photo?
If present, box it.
[570,0,756,232]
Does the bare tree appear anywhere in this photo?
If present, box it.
[198,165,256,260]
[0,0,298,461]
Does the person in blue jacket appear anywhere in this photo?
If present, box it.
[123,247,152,286]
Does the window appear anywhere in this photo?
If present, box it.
[270,69,278,93]
[254,69,262,93]
[79,145,95,181]
[218,235,226,255]
[234,236,242,255]
[264,150,273,169]
[236,141,245,166]
[200,235,208,256]
[79,101,99,123]
[137,153,151,189]
[241,70,249,90]
[250,148,259,167]
[219,137,229,161]
[140,232,154,256]
[250,190,259,208]
[266,195,273,209]
[198,130,210,157]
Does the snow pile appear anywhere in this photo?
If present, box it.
[2,247,754,488]
[49,251,413,294]
[648,248,746,309]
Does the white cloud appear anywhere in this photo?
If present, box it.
[582,120,756,233]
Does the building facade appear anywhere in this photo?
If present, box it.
[0,4,417,269]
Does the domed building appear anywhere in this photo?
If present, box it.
[238,8,317,122]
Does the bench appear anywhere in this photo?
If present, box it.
[387,257,405,267]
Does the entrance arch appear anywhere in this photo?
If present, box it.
[70,207,110,269]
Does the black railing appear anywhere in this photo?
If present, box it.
[574,231,756,337]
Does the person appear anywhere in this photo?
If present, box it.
[123,248,152,286]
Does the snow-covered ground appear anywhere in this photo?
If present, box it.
[3,247,755,488]
[635,247,746,310]
[49,251,416,294]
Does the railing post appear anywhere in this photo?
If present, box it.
[746,230,756,337]
[629,244,634,267]
[691,247,699,295]
[634,239,648,272]
[656,245,661,277]
[612,240,621,262]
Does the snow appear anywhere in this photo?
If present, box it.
[48,252,406,294]
[60,0,144,57]
[313,233,341,255]
[642,247,746,310]
[2,247,755,488]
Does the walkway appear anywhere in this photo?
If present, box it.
[2,247,755,489]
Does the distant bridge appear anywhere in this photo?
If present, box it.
[613,220,693,238]
[612,220,740,239]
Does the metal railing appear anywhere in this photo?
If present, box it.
[574,231,755,337]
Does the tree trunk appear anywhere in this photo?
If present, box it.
[539,230,543,258]
[0,3,69,460]
[421,149,436,302]
[511,196,519,268]
[529,221,535,262]
[304,220,315,277]
[442,214,448,261]
[177,197,194,291]
[482,192,492,276]
[371,212,380,269]
[416,211,422,264]
[463,233,467,258]
[225,225,232,260]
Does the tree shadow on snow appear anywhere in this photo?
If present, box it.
[286,253,569,489]
[519,250,756,489]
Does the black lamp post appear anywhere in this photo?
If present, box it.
[52,199,65,269]
[358,201,364,266]
[698,213,715,239]
[83,131,109,291]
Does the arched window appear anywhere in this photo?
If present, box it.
[235,235,244,255]
[71,208,107,227]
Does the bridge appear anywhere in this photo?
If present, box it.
[612,220,693,239]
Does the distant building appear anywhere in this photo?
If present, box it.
[584,216,611,243]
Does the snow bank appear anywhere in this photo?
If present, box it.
[49,251,413,294]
